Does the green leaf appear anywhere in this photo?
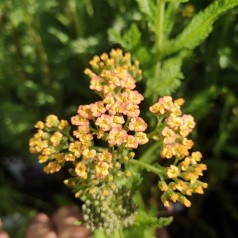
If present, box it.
[164,2,181,38]
[122,23,141,49]
[134,210,173,229]
[136,0,156,31]
[108,28,127,48]
[158,57,184,95]
[145,53,188,97]
[136,0,156,20]
[108,23,141,50]
[70,36,99,54]
[162,0,238,56]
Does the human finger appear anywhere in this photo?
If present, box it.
[0,219,10,238]
[52,206,91,238]
[25,213,57,238]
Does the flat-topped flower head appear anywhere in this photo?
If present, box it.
[71,115,89,126]
[125,135,139,149]
[95,114,112,131]
[77,105,93,119]
[90,76,103,91]
[44,162,61,174]
[129,117,147,132]
[50,132,63,147]
[69,141,82,157]
[29,49,208,234]
[95,161,110,178]
[45,115,60,128]
[75,162,88,179]
[108,127,128,146]
[84,49,142,98]
[91,101,106,117]
[167,165,180,178]
[35,121,44,129]
[161,127,177,144]
[127,90,144,104]
[135,132,149,145]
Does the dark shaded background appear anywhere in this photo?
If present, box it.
[1,1,238,237]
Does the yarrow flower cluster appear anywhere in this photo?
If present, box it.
[29,115,72,173]
[29,49,207,235]
[149,96,208,207]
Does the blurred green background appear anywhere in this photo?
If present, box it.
[1,0,238,237]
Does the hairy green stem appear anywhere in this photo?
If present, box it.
[129,159,166,176]
[138,140,162,163]
[147,116,165,139]
[152,0,166,101]
[155,0,166,54]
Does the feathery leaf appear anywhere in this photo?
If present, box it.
[162,0,238,56]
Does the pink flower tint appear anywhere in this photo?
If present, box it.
[182,138,194,150]
[160,96,174,110]
[108,101,124,115]
[95,114,111,131]
[71,115,90,126]
[160,145,174,159]
[128,90,144,104]
[166,116,182,130]
[162,126,177,144]
[103,95,115,110]
[108,127,128,146]
[73,128,91,140]
[110,115,125,128]
[102,84,116,95]
[182,114,196,129]
[173,143,189,158]
[125,135,139,149]
[120,73,136,90]
[79,133,93,148]
[77,105,93,119]
[98,150,113,163]
[149,102,165,115]
[128,117,147,132]
[90,76,103,91]
[115,92,128,104]
[91,101,106,117]
[124,103,140,117]
[135,132,149,145]
[179,125,190,137]
[77,124,90,134]
[107,72,121,87]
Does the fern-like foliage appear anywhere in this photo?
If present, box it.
[135,211,173,229]
[162,0,238,56]
[135,0,156,31]
[108,23,141,50]
[163,2,181,38]
[145,52,189,97]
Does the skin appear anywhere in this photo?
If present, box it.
[0,206,91,238]
[1,206,170,238]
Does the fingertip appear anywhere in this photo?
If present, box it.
[0,219,10,238]
[25,213,57,238]
[0,232,10,238]
[31,213,50,223]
